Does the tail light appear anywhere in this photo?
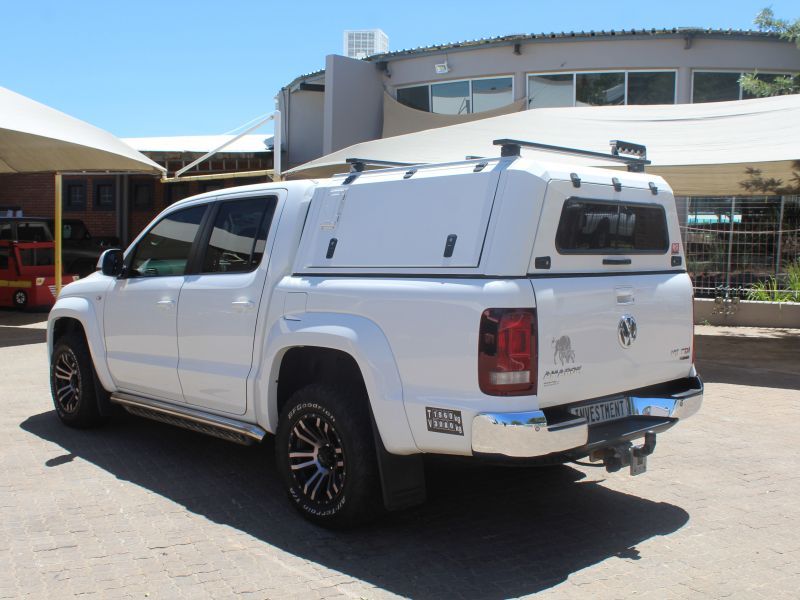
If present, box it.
[478,308,537,396]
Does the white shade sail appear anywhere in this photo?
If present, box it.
[0,86,164,174]
[287,94,800,196]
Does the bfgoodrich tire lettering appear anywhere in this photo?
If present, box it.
[50,331,105,428]
[276,384,380,528]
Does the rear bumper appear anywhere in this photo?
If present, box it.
[471,376,703,459]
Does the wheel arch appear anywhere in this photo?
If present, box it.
[48,297,114,393]
[258,312,418,455]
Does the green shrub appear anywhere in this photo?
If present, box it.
[746,277,793,303]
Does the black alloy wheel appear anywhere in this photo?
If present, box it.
[288,411,346,506]
[50,331,105,428]
[53,348,82,414]
[276,384,380,528]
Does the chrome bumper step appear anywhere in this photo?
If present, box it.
[110,392,266,446]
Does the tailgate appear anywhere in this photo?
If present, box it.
[533,271,694,408]
[527,177,692,409]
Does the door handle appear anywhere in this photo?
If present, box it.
[231,300,255,312]
[156,299,175,309]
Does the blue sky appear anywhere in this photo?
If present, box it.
[0,0,795,137]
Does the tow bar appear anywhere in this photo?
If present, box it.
[592,431,657,476]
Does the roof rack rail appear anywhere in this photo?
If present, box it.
[493,138,650,172]
[345,157,418,173]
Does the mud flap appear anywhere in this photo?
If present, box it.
[93,370,114,417]
[369,411,426,511]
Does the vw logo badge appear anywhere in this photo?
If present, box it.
[618,315,637,348]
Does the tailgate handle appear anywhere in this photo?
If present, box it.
[603,258,631,266]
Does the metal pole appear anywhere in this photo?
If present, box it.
[174,113,275,178]
[54,172,62,296]
[121,175,129,247]
[273,110,281,181]
[725,197,736,290]
[114,174,122,242]
[775,195,786,276]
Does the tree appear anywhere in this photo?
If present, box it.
[739,8,800,97]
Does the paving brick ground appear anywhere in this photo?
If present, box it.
[0,311,798,599]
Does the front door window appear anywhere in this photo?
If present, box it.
[130,205,206,277]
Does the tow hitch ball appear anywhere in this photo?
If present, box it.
[594,431,657,476]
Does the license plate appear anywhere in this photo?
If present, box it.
[570,398,630,425]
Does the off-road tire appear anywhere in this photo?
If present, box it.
[276,384,381,528]
[50,331,105,428]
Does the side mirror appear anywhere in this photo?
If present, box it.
[98,248,124,277]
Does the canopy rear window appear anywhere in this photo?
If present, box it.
[555,198,668,254]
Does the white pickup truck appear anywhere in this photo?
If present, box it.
[47,140,702,527]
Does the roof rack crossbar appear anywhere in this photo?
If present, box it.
[345,157,419,173]
[492,138,650,172]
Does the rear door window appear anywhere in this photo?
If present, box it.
[200,196,277,274]
[555,198,668,254]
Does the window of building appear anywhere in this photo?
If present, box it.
[397,76,514,115]
[692,72,741,103]
[64,180,87,211]
[528,71,677,108]
[555,199,668,254]
[94,180,115,210]
[528,74,574,108]
[692,71,794,103]
[431,80,471,115]
[627,71,676,105]
[741,73,784,100]
[396,85,430,112]
[130,181,154,210]
[200,197,277,274]
[130,205,207,277]
[0,222,12,240]
[576,72,625,106]
[471,77,514,113]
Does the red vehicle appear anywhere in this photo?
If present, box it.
[0,240,79,309]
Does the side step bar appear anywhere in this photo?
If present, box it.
[110,392,266,446]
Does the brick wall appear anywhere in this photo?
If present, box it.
[0,173,55,218]
[0,172,271,243]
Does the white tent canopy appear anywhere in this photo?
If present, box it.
[287,94,800,197]
[123,134,273,154]
[0,86,164,174]
[0,86,165,294]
